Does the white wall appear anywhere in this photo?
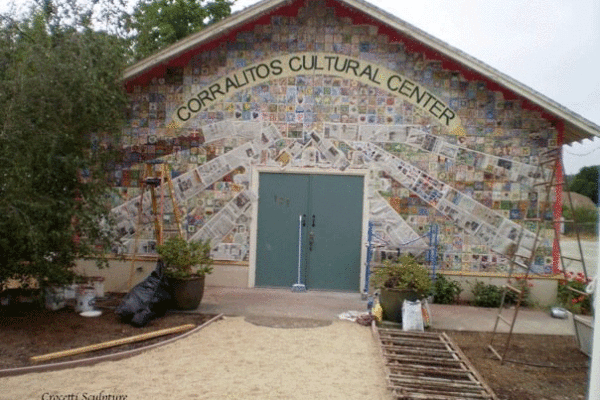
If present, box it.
[76,258,249,293]
[440,274,558,307]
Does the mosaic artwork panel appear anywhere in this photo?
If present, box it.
[112,0,558,274]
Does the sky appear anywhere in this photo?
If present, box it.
[2,0,599,175]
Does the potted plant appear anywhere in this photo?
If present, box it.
[371,255,432,322]
[156,236,213,310]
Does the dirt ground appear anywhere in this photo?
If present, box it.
[0,295,215,369]
[447,331,589,400]
[0,297,591,400]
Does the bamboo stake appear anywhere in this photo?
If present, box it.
[31,324,195,363]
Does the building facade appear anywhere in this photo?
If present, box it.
[108,0,599,292]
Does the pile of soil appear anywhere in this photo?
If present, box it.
[0,294,215,370]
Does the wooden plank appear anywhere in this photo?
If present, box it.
[389,387,487,400]
[379,335,446,346]
[379,338,448,349]
[389,376,486,391]
[444,333,498,400]
[385,352,464,364]
[391,388,491,400]
[389,374,480,389]
[389,369,473,382]
[30,324,196,363]
[390,383,491,397]
[378,328,442,338]
[388,364,473,378]
[375,326,498,400]
[382,345,457,358]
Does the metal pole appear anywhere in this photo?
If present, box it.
[292,214,306,292]
[587,168,599,400]
[364,221,374,295]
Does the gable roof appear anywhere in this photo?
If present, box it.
[122,0,600,145]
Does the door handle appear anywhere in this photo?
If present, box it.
[302,214,306,227]
[309,231,315,251]
[312,215,316,227]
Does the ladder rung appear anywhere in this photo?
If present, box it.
[512,261,529,270]
[144,178,162,186]
[488,344,502,361]
[523,218,542,221]
[566,286,589,296]
[541,148,560,156]
[504,284,522,295]
[497,314,512,326]
[536,181,564,188]
[561,255,583,262]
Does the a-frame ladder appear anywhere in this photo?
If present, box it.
[488,148,590,363]
[127,161,185,289]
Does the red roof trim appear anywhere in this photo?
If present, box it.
[124,0,561,124]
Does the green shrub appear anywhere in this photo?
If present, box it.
[371,255,432,298]
[433,274,463,304]
[156,237,213,279]
[471,281,503,308]
[470,279,533,308]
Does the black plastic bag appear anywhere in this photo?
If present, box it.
[115,260,172,327]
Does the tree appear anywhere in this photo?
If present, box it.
[0,1,128,287]
[125,0,235,61]
[568,166,599,205]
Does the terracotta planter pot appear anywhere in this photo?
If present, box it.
[167,275,205,310]
[379,288,420,323]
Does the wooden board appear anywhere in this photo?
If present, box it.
[374,327,498,400]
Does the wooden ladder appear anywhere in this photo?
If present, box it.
[127,161,185,289]
[488,148,589,363]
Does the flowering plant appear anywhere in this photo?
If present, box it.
[556,270,592,315]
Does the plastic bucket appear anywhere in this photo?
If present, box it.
[91,277,105,298]
[75,286,96,313]
[45,287,66,311]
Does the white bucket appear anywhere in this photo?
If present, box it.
[91,277,105,298]
[45,287,66,311]
[64,284,78,300]
[75,286,96,313]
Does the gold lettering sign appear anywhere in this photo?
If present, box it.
[169,52,465,136]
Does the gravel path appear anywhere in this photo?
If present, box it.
[1,317,392,400]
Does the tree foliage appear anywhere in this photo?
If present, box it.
[568,165,599,205]
[125,0,235,61]
[0,1,128,287]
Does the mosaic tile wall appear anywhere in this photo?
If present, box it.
[111,0,558,275]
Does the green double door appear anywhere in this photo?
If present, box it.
[255,172,364,291]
